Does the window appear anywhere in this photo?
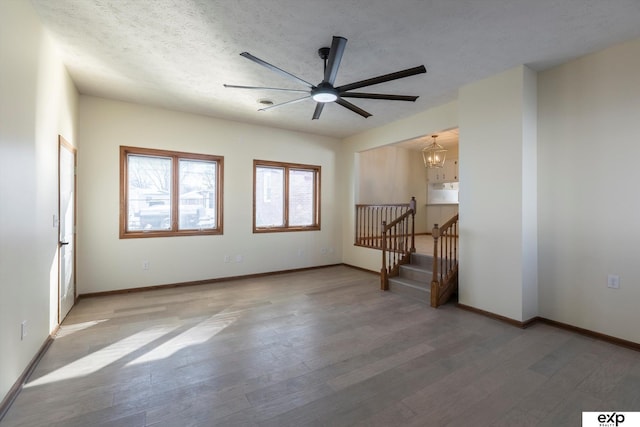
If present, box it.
[253,160,320,232]
[120,146,223,238]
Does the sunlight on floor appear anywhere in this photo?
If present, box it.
[55,319,107,338]
[127,312,238,365]
[25,324,179,387]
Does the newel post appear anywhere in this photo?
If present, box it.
[409,196,416,253]
[430,223,440,307]
[380,221,388,290]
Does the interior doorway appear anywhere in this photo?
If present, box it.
[58,136,76,322]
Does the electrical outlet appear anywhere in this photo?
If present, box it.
[235,255,244,263]
[224,255,232,263]
[607,274,620,289]
[320,248,328,255]
[142,260,150,271]
[21,321,27,340]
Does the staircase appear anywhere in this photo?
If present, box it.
[381,213,459,307]
[387,253,433,302]
[356,198,458,307]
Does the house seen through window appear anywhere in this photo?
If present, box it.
[254,160,320,232]
[120,146,223,238]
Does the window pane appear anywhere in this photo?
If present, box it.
[128,154,172,231]
[289,169,315,226]
[255,166,284,227]
[179,159,217,230]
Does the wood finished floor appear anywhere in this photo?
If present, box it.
[2,266,639,427]
[414,234,434,256]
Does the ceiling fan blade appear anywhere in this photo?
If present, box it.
[312,103,325,120]
[340,92,419,101]
[240,52,314,88]
[258,95,311,112]
[336,98,372,118]
[224,84,309,93]
[336,65,426,93]
[324,36,347,85]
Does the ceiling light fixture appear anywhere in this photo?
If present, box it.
[422,134,447,168]
[310,83,338,103]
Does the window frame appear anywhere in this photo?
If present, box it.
[120,146,224,238]
[253,159,321,233]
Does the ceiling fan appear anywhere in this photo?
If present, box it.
[224,36,426,120]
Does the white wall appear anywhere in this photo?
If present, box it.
[77,97,342,294]
[408,152,430,233]
[358,145,414,205]
[458,65,538,322]
[521,67,539,321]
[0,1,78,401]
[538,38,640,343]
[357,145,429,233]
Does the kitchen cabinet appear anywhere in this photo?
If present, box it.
[427,159,458,183]
[427,182,458,205]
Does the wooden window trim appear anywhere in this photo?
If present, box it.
[120,146,224,238]
[253,159,321,233]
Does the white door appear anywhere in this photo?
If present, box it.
[59,136,76,322]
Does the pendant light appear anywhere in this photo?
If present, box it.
[422,134,446,168]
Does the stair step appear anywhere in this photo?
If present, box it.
[398,263,431,282]
[388,276,431,302]
[410,253,433,268]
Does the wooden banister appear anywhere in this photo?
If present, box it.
[379,198,416,290]
[355,198,414,250]
[430,214,459,307]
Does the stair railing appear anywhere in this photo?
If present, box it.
[355,198,415,250]
[430,213,459,307]
[380,197,416,290]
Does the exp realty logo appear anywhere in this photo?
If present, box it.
[582,412,639,427]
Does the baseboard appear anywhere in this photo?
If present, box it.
[535,317,640,352]
[79,263,345,299]
[456,303,638,352]
[456,303,533,328]
[342,263,379,275]
[0,327,58,422]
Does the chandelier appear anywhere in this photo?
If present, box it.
[422,135,447,168]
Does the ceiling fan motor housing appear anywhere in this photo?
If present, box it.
[318,47,331,60]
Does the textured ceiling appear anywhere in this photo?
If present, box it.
[30,0,640,139]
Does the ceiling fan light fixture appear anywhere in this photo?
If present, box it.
[312,92,338,103]
[422,134,447,168]
[311,84,338,103]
